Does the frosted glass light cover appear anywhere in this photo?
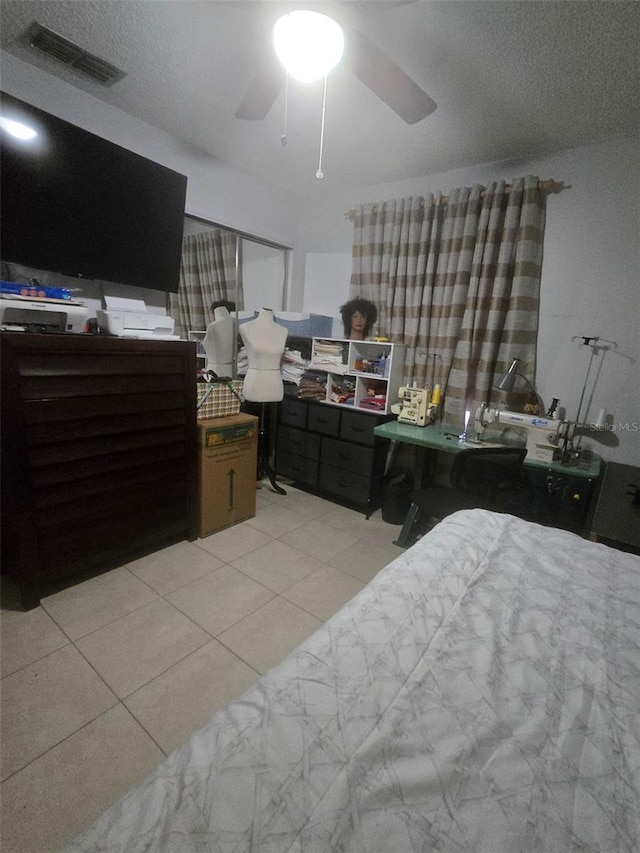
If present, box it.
[273,11,344,83]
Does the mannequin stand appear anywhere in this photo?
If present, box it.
[257,402,286,495]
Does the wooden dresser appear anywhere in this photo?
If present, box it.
[1,333,198,608]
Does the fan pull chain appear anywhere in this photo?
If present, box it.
[281,72,289,146]
[316,74,328,179]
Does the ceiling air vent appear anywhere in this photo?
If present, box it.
[22,22,126,87]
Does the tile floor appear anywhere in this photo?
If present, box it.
[0,483,404,853]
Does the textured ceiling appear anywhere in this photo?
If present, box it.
[1,0,639,198]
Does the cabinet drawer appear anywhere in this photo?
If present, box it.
[322,436,374,474]
[279,398,308,428]
[277,425,321,461]
[307,404,340,436]
[319,463,371,505]
[277,451,319,485]
[340,409,384,446]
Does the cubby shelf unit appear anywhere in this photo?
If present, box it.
[309,338,407,415]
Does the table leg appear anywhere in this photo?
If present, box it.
[391,445,433,547]
[393,500,420,548]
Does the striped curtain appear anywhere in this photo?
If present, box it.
[349,176,546,425]
[169,229,240,339]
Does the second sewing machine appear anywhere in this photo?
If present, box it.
[391,384,442,427]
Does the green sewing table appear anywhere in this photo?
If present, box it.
[373,420,602,546]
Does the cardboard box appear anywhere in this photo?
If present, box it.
[198,414,258,537]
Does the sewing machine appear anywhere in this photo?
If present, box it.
[474,404,574,463]
[392,386,438,427]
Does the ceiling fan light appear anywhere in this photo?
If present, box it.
[0,116,37,140]
[273,11,344,83]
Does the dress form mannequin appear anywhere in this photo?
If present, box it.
[240,308,287,402]
[203,306,235,376]
[239,308,288,494]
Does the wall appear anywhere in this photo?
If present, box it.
[297,135,640,465]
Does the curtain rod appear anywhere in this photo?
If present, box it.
[344,179,565,220]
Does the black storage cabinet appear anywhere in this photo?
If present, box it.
[276,397,391,516]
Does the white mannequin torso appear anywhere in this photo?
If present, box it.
[203,307,235,376]
[240,308,287,402]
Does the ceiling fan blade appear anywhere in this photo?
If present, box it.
[235,63,284,120]
[347,29,436,124]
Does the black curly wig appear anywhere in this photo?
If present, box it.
[339,298,378,339]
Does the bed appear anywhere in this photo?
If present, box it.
[63,510,640,853]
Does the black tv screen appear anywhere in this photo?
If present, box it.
[0,92,188,293]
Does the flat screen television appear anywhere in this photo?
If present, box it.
[0,91,188,293]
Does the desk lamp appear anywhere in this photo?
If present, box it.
[494,358,543,414]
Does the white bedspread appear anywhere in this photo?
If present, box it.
[64,510,640,853]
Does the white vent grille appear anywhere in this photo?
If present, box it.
[23,22,126,87]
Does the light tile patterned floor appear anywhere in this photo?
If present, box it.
[0,483,404,853]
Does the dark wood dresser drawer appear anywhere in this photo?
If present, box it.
[307,403,340,436]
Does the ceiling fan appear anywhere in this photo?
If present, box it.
[235,3,436,125]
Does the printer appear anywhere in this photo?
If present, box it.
[96,296,179,340]
[0,295,88,334]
